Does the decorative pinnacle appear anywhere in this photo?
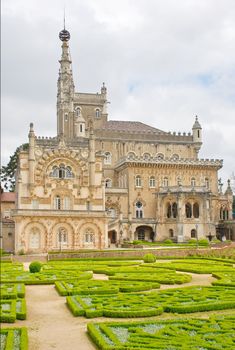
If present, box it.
[59,10,70,41]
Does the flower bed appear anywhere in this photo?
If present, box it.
[0,283,25,299]
[66,286,235,318]
[0,299,26,323]
[0,327,28,350]
[55,280,160,296]
[87,315,235,349]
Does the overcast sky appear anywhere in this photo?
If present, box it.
[2,0,235,190]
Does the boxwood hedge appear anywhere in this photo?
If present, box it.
[0,327,28,350]
[0,299,26,323]
[66,286,235,318]
[87,315,235,349]
[0,283,25,299]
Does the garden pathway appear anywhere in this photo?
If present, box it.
[15,284,96,350]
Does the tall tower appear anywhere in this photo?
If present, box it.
[57,27,75,139]
[192,116,202,157]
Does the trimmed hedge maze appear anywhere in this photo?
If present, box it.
[0,299,26,323]
[109,271,191,284]
[144,260,235,274]
[0,284,25,299]
[212,272,235,287]
[67,286,235,318]
[1,270,93,284]
[0,327,28,350]
[87,315,235,350]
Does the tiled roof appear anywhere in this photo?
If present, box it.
[0,192,16,202]
[99,121,165,134]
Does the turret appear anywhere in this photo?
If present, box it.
[192,116,202,157]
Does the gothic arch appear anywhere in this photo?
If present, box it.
[50,222,74,249]
[22,221,47,252]
[77,221,102,249]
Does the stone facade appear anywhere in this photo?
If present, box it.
[5,28,234,253]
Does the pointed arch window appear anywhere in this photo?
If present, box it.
[84,229,95,244]
[169,229,174,238]
[193,202,199,218]
[57,228,68,248]
[29,228,40,249]
[75,107,81,117]
[135,201,143,219]
[185,203,192,218]
[191,229,196,238]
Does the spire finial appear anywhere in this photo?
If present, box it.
[59,8,70,42]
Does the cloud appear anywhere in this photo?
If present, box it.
[2,0,235,183]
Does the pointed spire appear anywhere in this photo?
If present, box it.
[192,115,202,129]
[225,179,233,196]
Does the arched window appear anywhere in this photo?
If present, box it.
[191,229,196,238]
[104,152,112,165]
[185,203,192,218]
[191,178,196,187]
[136,201,143,219]
[105,178,112,188]
[163,177,168,187]
[95,109,100,118]
[29,228,40,249]
[84,229,95,244]
[166,203,171,218]
[135,175,142,187]
[220,207,223,220]
[54,196,61,210]
[149,176,155,188]
[57,228,68,248]
[64,197,70,210]
[193,202,199,218]
[172,202,178,218]
[50,164,74,179]
[75,107,81,117]
[64,113,68,122]
[205,178,209,189]
[169,229,174,238]
[107,208,116,218]
[80,124,83,133]
[177,177,181,186]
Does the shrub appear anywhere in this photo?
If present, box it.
[29,261,42,273]
[143,253,156,263]
[133,240,143,245]
[188,238,197,244]
[164,239,173,244]
[198,239,209,246]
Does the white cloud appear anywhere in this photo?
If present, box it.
[2,0,235,183]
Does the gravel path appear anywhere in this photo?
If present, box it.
[15,285,95,350]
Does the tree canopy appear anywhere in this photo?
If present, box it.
[1,143,28,192]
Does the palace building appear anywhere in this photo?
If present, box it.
[2,27,234,253]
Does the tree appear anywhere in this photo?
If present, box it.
[1,143,28,192]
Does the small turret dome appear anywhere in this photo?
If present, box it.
[59,29,70,42]
[192,116,201,129]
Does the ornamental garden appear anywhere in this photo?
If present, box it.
[1,251,235,350]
